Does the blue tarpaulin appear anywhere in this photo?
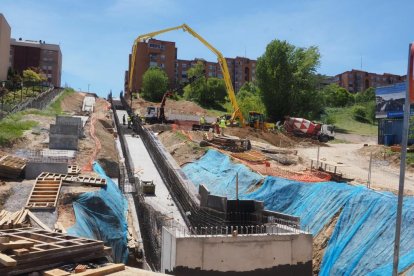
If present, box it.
[67,162,129,263]
[183,149,414,275]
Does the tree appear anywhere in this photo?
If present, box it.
[256,40,321,121]
[183,61,226,107]
[141,67,169,102]
[355,87,375,103]
[321,84,354,107]
[22,69,44,82]
[237,82,266,120]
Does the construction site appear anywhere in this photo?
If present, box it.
[0,5,414,275]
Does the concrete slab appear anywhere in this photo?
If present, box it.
[125,134,186,227]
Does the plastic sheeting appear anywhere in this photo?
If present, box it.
[68,162,129,263]
[244,177,360,235]
[182,149,262,198]
[183,150,414,275]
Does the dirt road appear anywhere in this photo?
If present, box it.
[297,143,414,195]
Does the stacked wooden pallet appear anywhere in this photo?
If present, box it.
[25,178,62,209]
[67,165,81,175]
[0,227,110,275]
[0,151,26,179]
[37,172,107,187]
[0,209,30,229]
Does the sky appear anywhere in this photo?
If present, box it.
[2,0,414,97]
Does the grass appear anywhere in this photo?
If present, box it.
[0,113,38,146]
[0,88,75,146]
[325,107,377,136]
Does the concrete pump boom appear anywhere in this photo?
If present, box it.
[128,23,245,125]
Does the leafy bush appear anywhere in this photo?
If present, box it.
[352,105,368,122]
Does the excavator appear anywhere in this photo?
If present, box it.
[144,73,205,124]
[128,23,269,129]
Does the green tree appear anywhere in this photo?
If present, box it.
[141,67,169,101]
[22,69,44,82]
[184,62,207,102]
[237,82,266,119]
[256,40,321,121]
[355,87,375,103]
[321,84,354,107]
[183,61,226,107]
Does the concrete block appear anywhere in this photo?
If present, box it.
[50,124,79,136]
[207,195,227,212]
[56,116,83,137]
[25,161,68,179]
[199,184,210,207]
[49,134,78,150]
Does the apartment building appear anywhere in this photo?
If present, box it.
[0,14,11,81]
[175,57,256,92]
[125,38,257,96]
[10,38,62,87]
[334,69,405,93]
[126,38,177,94]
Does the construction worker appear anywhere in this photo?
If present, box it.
[127,115,132,129]
[122,114,126,125]
[219,116,226,136]
[199,115,206,128]
[214,116,220,134]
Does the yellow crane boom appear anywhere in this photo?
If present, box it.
[128,23,244,125]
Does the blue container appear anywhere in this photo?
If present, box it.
[383,134,394,146]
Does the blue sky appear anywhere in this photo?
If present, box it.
[2,0,414,97]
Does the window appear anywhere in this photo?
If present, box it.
[48,66,52,70]
[149,54,157,61]
[160,63,165,68]
[150,61,157,67]
[209,72,213,77]
[181,74,187,78]
[47,74,52,78]
[149,43,160,49]
[161,55,165,61]
[182,64,187,69]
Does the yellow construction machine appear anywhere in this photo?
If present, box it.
[128,23,270,129]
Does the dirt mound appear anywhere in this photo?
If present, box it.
[132,97,216,117]
[158,130,206,166]
[61,92,85,114]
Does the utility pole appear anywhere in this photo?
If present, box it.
[393,43,414,276]
[88,84,90,93]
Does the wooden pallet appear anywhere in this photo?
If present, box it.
[37,172,107,187]
[25,179,62,210]
[0,152,26,179]
[67,165,81,175]
[0,228,109,275]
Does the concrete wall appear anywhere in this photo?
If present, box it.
[161,227,313,275]
[49,134,78,150]
[55,116,82,137]
[25,161,67,179]
[0,14,11,81]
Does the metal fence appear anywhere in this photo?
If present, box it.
[0,86,61,119]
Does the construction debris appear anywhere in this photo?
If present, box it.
[67,165,81,175]
[0,209,30,229]
[44,263,125,276]
[231,151,267,163]
[37,172,107,187]
[0,151,26,179]
[25,178,62,209]
[0,227,110,275]
[200,135,251,152]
